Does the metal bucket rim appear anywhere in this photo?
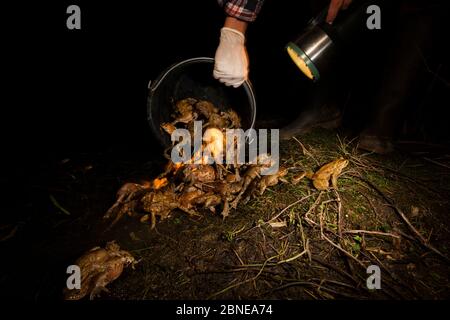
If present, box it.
[147,57,257,146]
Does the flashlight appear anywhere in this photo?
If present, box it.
[286,23,335,82]
[286,0,376,82]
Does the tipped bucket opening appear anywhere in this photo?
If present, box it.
[147,57,257,147]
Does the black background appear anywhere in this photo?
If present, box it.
[1,0,450,305]
[3,1,313,156]
[2,0,450,194]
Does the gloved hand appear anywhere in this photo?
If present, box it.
[213,27,249,88]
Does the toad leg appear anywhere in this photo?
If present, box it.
[89,285,109,300]
[331,174,338,189]
[150,212,156,229]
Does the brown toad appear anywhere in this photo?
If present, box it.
[183,164,217,185]
[195,100,219,119]
[141,185,179,228]
[63,241,137,300]
[308,158,349,190]
[172,98,197,125]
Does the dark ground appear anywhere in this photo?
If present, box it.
[2,128,450,300]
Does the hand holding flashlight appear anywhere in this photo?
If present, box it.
[326,0,353,24]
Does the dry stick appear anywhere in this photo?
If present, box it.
[268,194,314,224]
[259,281,314,297]
[423,157,450,170]
[319,202,366,269]
[311,256,359,285]
[351,177,433,238]
[303,191,323,219]
[349,154,380,173]
[387,205,450,262]
[279,230,295,240]
[207,254,278,299]
[357,189,379,219]
[394,229,416,244]
[230,247,309,269]
[416,45,450,88]
[304,289,319,300]
[264,280,362,300]
[277,245,309,265]
[355,176,450,263]
[334,190,343,238]
[258,225,267,250]
[343,230,401,239]
[292,136,320,166]
[303,208,337,236]
[297,217,311,262]
[303,198,368,273]
[49,194,71,216]
[427,228,434,243]
[373,163,442,196]
[363,250,418,299]
[319,199,367,273]
[365,252,407,297]
[332,190,362,282]
[311,277,359,291]
[0,225,18,242]
[232,249,245,266]
[323,234,366,268]
[319,202,325,239]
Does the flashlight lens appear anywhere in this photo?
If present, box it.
[286,46,314,80]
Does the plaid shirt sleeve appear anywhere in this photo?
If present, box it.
[218,0,265,22]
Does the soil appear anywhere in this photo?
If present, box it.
[2,128,450,300]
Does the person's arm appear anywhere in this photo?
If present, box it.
[326,0,353,24]
[223,16,248,34]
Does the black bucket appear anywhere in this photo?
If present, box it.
[147,57,257,147]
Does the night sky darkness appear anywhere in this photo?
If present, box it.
[4,1,449,155]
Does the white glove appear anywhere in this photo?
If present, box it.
[213,27,249,88]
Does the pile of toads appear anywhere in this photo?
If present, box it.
[64,99,350,300]
[103,98,349,229]
[103,98,287,229]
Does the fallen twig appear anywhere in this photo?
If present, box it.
[322,232,366,269]
[343,230,401,239]
[355,176,450,263]
[388,204,449,262]
[207,254,278,299]
[262,280,363,299]
[0,225,19,242]
[268,194,314,224]
[311,256,360,285]
[363,250,419,299]
[292,137,320,166]
[422,157,450,170]
[334,190,343,238]
[304,191,324,220]
[49,194,71,216]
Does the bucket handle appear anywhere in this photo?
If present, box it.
[148,57,215,93]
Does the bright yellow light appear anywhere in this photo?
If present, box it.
[287,46,314,80]
[153,177,168,190]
